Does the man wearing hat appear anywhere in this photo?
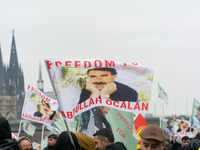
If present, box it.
[139,124,166,150]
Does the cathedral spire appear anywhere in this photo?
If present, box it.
[37,59,44,92]
[9,30,19,69]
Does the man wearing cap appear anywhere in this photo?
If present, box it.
[139,124,166,150]
[191,106,200,129]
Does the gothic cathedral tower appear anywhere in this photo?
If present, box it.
[0,30,25,120]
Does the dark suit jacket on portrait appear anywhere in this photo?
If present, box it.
[78,81,138,104]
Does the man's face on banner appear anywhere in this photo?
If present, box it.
[88,70,117,91]
[52,112,60,123]
[41,101,50,114]
[25,123,29,129]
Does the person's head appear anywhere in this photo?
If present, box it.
[41,100,51,114]
[87,68,117,91]
[164,141,169,149]
[167,120,171,127]
[48,134,57,147]
[181,136,189,148]
[93,128,114,150]
[194,132,200,140]
[18,136,32,150]
[52,112,60,123]
[139,125,166,150]
[0,116,12,140]
[55,131,80,150]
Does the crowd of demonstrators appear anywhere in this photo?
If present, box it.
[43,134,57,150]
[3,114,200,150]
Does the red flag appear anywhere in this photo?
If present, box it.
[134,114,147,149]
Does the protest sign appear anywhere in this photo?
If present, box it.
[22,120,36,136]
[45,58,154,121]
[21,85,59,126]
[32,142,41,150]
[172,119,195,136]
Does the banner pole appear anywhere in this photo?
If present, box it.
[17,118,23,139]
[41,125,45,149]
[64,119,76,149]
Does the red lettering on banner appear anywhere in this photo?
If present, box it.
[114,101,119,107]
[31,87,34,92]
[76,105,79,113]
[120,102,126,109]
[94,60,102,68]
[84,101,88,108]
[80,103,84,110]
[67,112,73,119]
[96,98,102,104]
[89,98,95,106]
[28,85,31,90]
[75,61,81,68]
[132,62,138,65]
[128,102,133,110]
[124,63,126,66]
[55,61,62,66]
[45,97,50,103]
[134,102,140,110]
[41,95,45,100]
[65,61,71,67]
[116,127,126,139]
[46,61,52,69]
[142,102,148,111]
[105,60,115,67]
[84,61,91,68]
[61,111,67,118]
[106,100,112,105]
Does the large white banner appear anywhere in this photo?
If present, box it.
[21,85,59,125]
[45,58,154,121]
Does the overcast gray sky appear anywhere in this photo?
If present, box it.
[1,0,200,117]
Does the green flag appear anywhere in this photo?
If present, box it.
[157,82,168,104]
[106,108,139,150]
[191,98,200,129]
[22,120,36,136]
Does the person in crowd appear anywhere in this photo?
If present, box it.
[74,132,96,150]
[138,124,166,150]
[178,136,190,150]
[18,136,33,150]
[0,116,20,150]
[191,106,200,129]
[164,120,172,137]
[188,132,200,150]
[165,141,170,149]
[54,131,80,150]
[93,128,127,150]
[43,134,58,150]
[34,100,56,120]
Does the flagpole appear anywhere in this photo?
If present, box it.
[41,125,44,149]
[64,120,76,149]
[154,103,156,117]
[17,118,23,139]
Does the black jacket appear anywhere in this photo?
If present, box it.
[106,142,127,150]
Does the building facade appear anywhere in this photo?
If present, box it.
[0,30,25,120]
